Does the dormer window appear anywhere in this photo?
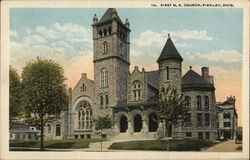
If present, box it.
[103,41,108,54]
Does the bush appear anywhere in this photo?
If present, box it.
[10,138,106,149]
[109,139,215,151]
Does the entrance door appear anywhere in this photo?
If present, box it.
[120,116,128,133]
[149,113,158,132]
[134,114,142,132]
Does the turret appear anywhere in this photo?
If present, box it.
[157,34,183,96]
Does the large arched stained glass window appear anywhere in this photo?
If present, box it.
[78,102,92,130]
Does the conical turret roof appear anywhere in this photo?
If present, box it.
[157,36,183,63]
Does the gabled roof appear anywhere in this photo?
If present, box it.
[146,70,159,89]
[99,8,123,23]
[182,69,215,91]
[157,36,183,63]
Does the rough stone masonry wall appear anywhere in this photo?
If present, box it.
[179,90,218,140]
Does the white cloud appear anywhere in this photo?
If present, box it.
[132,29,212,48]
[10,30,18,37]
[35,26,59,39]
[163,30,213,40]
[24,34,46,44]
[197,50,242,63]
[132,30,189,48]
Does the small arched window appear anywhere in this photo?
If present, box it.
[205,96,209,109]
[104,29,107,36]
[100,68,108,87]
[185,96,191,108]
[100,95,103,105]
[196,96,201,110]
[165,66,169,80]
[105,94,109,105]
[133,81,141,101]
[56,124,61,136]
[108,27,112,35]
[103,41,108,54]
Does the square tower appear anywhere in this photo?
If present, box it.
[92,8,131,108]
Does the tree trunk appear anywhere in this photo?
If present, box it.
[40,121,44,151]
[100,129,102,151]
[166,123,169,151]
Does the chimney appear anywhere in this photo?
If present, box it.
[82,73,87,78]
[202,67,210,82]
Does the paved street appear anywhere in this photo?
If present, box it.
[203,140,242,152]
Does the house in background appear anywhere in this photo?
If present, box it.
[217,96,238,140]
[9,120,39,140]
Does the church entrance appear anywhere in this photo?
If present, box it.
[148,113,158,132]
[120,116,128,133]
[133,114,142,132]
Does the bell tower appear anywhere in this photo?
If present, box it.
[157,34,183,96]
[92,8,131,108]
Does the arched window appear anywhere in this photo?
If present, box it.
[104,29,107,36]
[105,94,109,105]
[196,96,201,110]
[205,96,209,109]
[185,96,191,108]
[100,95,103,105]
[103,41,108,54]
[56,124,61,136]
[100,68,108,87]
[78,102,92,130]
[108,27,112,35]
[165,66,169,80]
[133,81,141,101]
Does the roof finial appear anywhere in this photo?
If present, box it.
[189,66,192,70]
[168,34,170,38]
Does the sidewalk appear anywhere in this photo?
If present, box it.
[202,140,242,152]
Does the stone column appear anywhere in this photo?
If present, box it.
[141,118,149,134]
[114,121,120,134]
[126,120,133,135]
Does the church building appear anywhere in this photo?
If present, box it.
[42,8,237,141]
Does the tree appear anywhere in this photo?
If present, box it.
[22,58,69,151]
[156,86,188,151]
[9,66,23,129]
[94,115,114,151]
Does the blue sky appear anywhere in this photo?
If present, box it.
[9,8,243,123]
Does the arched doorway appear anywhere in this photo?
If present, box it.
[134,114,142,132]
[149,113,158,132]
[120,115,128,133]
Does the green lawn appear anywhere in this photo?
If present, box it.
[10,138,106,149]
[109,139,216,151]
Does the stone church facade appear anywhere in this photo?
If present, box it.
[43,8,237,141]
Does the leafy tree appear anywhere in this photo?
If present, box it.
[22,58,69,151]
[156,85,188,150]
[94,115,114,151]
[9,66,23,129]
